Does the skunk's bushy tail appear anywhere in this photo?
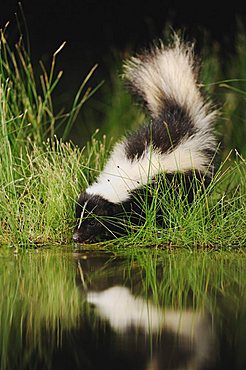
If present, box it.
[123,36,217,133]
[86,36,218,204]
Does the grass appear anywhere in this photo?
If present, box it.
[123,157,246,248]
[0,27,108,247]
[0,25,246,248]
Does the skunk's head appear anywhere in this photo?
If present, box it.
[73,192,122,244]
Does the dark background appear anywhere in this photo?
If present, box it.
[2,1,246,56]
[1,1,246,140]
[2,1,245,61]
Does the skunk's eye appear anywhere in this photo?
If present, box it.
[88,219,97,227]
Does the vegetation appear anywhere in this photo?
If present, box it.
[0,25,245,248]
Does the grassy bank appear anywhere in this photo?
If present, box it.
[0,27,245,248]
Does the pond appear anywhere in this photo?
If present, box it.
[0,247,245,370]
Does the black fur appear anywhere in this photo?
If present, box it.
[124,100,196,160]
[73,171,211,243]
[73,193,135,243]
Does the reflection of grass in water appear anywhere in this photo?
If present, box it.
[0,248,245,369]
[85,248,246,311]
[74,248,246,317]
[78,248,246,366]
[132,249,246,367]
[0,249,83,370]
[129,249,246,309]
[88,249,246,364]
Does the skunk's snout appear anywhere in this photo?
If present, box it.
[73,231,83,243]
[72,232,79,243]
[73,230,95,244]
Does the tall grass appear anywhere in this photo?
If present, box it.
[0,25,245,248]
[0,27,108,247]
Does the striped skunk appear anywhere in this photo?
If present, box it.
[73,36,217,244]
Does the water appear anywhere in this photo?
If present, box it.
[0,247,245,370]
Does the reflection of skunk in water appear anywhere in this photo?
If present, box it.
[86,285,215,370]
[73,36,218,243]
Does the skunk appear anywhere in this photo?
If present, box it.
[73,36,217,243]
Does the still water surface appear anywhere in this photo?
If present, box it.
[0,247,245,370]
